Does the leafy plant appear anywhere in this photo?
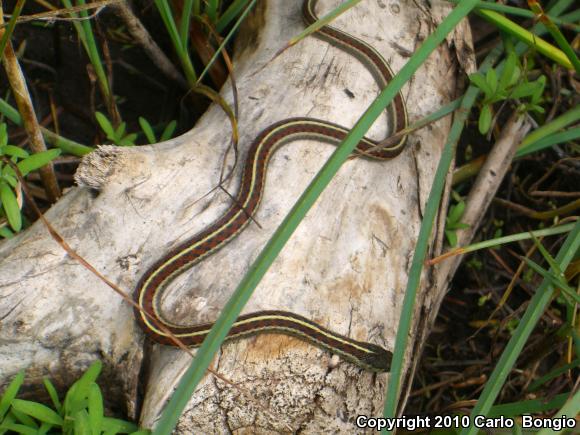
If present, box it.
[0,361,149,435]
[522,234,580,311]
[0,123,61,236]
[468,51,546,134]
[445,192,469,247]
[95,112,137,147]
[138,117,177,144]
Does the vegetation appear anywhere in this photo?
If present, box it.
[0,361,148,434]
[0,0,578,434]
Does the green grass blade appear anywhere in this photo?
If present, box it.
[154,0,197,85]
[10,408,37,429]
[444,0,579,31]
[488,392,569,417]
[179,0,194,48]
[11,399,63,426]
[101,417,139,434]
[0,0,26,62]
[289,0,363,46]
[0,370,24,420]
[74,409,90,435]
[527,1,580,74]
[386,0,571,410]
[389,97,461,144]
[459,221,580,435]
[197,0,258,84]
[63,361,102,417]
[153,2,483,434]
[460,223,574,253]
[382,36,503,435]
[517,105,580,157]
[521,257,580,304]
[215,0,251,34]
[61,0,112,103]
[529,232,562,275]
[0,422,37,435]
[42,378,62,415]
[87,383,103,435]
[527,359,579,392]
[37,422,52,435]
[537,389,580,435]
[455,105,580,185]
[516,127,580,158]
[192,0,200,16]
[475,8,573,70]
[204,0,219,24]
[547,23,580,73]
[76,0,111,99]
[0,98,93,156]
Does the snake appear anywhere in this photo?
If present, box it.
[134,0,408,372]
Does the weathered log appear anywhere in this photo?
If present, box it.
[0,0,473,431]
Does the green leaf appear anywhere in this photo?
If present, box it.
[0,145,29,159]
[528,104,545,114]
[63,383,83,424]
[494,89,509,101]
[115,122,127,141]
[101,417,139,434]
[486,67,498,95]
[0,371,24,420]
[478,104,492,134]
[63,361,102,418]
[2,163,13,176]
[73,409,91,435]
[447,221,469,231]
[0,124,7,147]
[531,75,546,103]
[447,200,465,224]
[445,229,458,247]
[0,422,37,435]
[95,112,116,139]
[87,383,103,435]
[11,399,63,426]
[3,173,18,189]
[119,133,137,147]
[509,65,521,87]
[160,120,177,142]
[0,226,14,238]
[42,378,62,415]
[1,412,18,434]
[511,81,541,99]
[10,409,37,428]
[498,51,517,93]
[138,117,156,144]
[37,422,53,435]
[16,149,61,176]
[0,182,21,232]
[468,72,491,96]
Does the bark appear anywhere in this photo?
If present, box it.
[0,0,472,432]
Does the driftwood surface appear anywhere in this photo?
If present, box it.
[0,0,473,432]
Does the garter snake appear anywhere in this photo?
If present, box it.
[134,0,408,372]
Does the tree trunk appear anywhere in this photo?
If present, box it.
[0,0,473,432]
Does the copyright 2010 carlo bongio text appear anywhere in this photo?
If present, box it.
[355,414,577,432]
